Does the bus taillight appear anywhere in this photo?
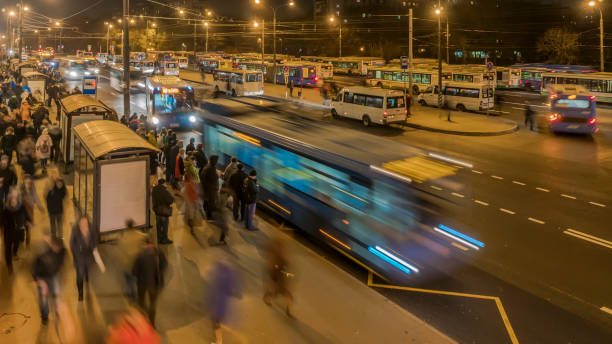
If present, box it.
[588,117,596,125]
[589,95,596,101]
[548,113,561,122]
[314,76,318,82]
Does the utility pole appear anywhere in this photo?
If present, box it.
[273,9,277,83]
[122,0,130,119]
[193,20,196,56]
[18,0,23,59]
[436,3,443,109]
[409,8,413,96]
[260,19,265,73]
[205,22,209,53]
[446,16,449,63]
[339,20,342,58]
[599,7,604,72]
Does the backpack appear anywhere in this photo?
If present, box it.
[40,140,49,154]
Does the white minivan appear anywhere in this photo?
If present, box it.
[417,82,494,112]
[331,86,408,126]
[177,57,189,69]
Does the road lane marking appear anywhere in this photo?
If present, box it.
[474,200,489,206]
[563,229,612,249]
[561,194,576,200]
[451,242,469,251]
[491,175,504,180]
[512,107,525,110]
[471,169,483,174]
[601,307,612,316]
[536,187,550,192]
[512,180,526,186]
[588,201,606,208]
[430,185,443,191]
[500,208,515,215]
[451,192,465,198]
[528,217,545,224]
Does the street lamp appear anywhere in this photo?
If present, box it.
[329,15,342,57]
[253,20,264,71]
[204,21,209,53]
[435,6,443,109]
[105,22,113,54]
[588,0,605,71]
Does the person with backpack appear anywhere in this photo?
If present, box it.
[152,179,174,244]
[243,170,259,230]
[36,128,52,173]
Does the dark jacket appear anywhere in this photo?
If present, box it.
[229,170,247,197]
[168,144,180,170]
[48,125,62,142]
[3,202,31,240]
[69,224,97,269]
[1,133,17,152]
[200,156,219,203]
[194,150,207,170]
[244,177,258,204]
[32,243,66,280]
[0,165,17,194]
[152,184,174,217]
[132,245,167,289]
[185,142,196,153]
[45,185,67,215]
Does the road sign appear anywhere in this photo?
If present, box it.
[282,65,290,74]
[83,75,98,96]
[400,56,408,70]
[487,61,494,71]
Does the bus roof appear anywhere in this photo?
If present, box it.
[341,86,404,97]
[541,71,612,80]
[510,63,597,73]
[546,84,591,96]
[147,76,190,87]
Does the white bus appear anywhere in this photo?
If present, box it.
[177,57,189,69]
[328,57,385,75]
[541,72,612,103]
[367,65,438,94]
[331,86,408,127]
[212,68,264,96]
[417,82,494,112]
[157,60,179,76]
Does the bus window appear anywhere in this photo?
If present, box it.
[355,94,367,106]
[246,73,261,82]
[365,95,383,108]
[458,88,479,98]
[393,72,403,81]
[386,96,405,108]
[344,92,354,103]
[445,87,458,96]
[375,70,382,79]
[231,73,243,84]
[383,71,393,81]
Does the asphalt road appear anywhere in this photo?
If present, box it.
[71,71,612,343]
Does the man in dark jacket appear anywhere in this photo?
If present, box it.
[70,216,98,301]
[47,123,62,162]
[4,193,31,273]
[166,139,181,187]
[132,239,167,326]
[194,143,207,171]
[0,155,17,195]
[32,236,66,324]
[243,170,258,230]
[152,179,174,244]
[228,164,247,221]
[45,177,66,238]
[200,155,219,220]
[185,137,196,154]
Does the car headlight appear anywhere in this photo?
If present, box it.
[189,115,196,123]
[69,71,77,77]
[152,117,160,125]
[84,71,91,75]
[94,69,99,73]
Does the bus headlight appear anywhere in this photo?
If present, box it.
[189,115,196,123]
[69,71,77,77]
[152,117,160,125]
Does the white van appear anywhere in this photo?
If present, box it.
[417,82,494,112]
[331,86,408,126]
[177,57,189,69]
[158,60,180,76]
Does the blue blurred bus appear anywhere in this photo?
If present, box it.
[144,76,199,129]
[546,84,598,134]
[199,110,480,282]
[509,64,598,91]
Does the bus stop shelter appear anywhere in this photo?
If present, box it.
[72,120,160,236]
[59,94,117,165]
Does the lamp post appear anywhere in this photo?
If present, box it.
[435,6,443,109]
[204,21,209,53]
[329,16,342,58]
[122,0,130,119]
[254,20,264,72]
[253,1,294,83]
[588,0,605,72]
[105,22,113,54]
[7,10,15,54]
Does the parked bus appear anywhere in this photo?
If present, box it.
[417,81,494,112]
[545,84,597,134]
[145,75,197,128]
[331,86,408,126]
[212,68,264,96]
[367,65,437,94]
[200,57,231,73]
[329,57,385,75]
[541,72,612,103]
[509,64,597,91]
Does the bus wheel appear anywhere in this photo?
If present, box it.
[376,82,383,87]
[362,115,371,127]
[331,109,339,119]
[413,86,420,95]
[456,104,466,112]
[348,70,352,75]
[214,85,220,93]
[231,89,237,97]
[419,99,426,106]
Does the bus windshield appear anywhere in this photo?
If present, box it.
[246,73,261,82]
[553,99,591,109]
[153,87,193,113]
[166,63,177,68]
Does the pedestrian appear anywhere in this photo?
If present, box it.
[228,163,247,222]
[183,166,201,234]
[194,143,207,171]
[222,156,238,183]
[0,155,17,195]
[167,139,182,187]
[208,261,239,344]
[36,128,52,173]
[132,236,167,326]
[151,179,174,244]
[17,135,36,176]
[32,235,66,325]
[46,177,66,239]
[70,216,105,301]
[1,126,17,164]
[20,174,43,247]
[185,137,196,154]
[104,306,161,344]
[200,154,219,221]
[147,130,157,147]
[243,170,259,230]
[174,148,185,184]
[524,104,536,131]
[20,100,31,122]
[263,237,294,317]
[117,219,145,302]
[47,122,61,163]
[4,190,31,269]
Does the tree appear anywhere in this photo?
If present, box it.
[536,28,579,64]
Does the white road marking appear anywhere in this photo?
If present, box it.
[536,187,550,192]
[512,180,526,186]
[528,217,545,224]
[601,307,612,316]
[563,229,612,250]
[512,107,525,110]
[451,242,469,251]
[500,208,516,215]
[430,185,443,191]
[451,192,465,198]
[474,200,489,206]
[561,194,577,200]
[588,201,606,208]
[491,175,504,180]
[471,170,483,174]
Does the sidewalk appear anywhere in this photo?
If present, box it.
[180,70,518,135]
[1,165,456,344]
